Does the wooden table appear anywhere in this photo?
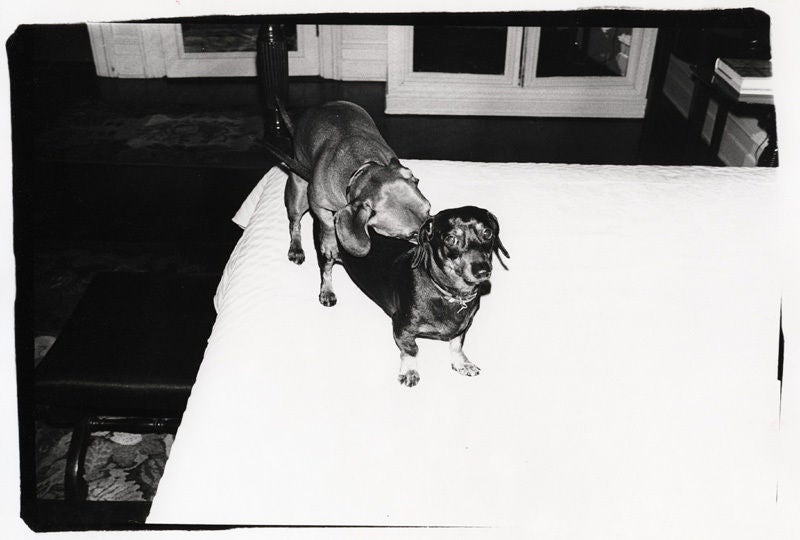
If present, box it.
[686,65,777,166]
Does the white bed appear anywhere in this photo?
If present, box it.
[147,161,780,537]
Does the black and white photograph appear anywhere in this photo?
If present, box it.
[2,1,799,538]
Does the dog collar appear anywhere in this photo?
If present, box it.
[346,161,380,198]
[429,278,478,313]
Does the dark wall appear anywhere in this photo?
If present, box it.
[21,23,94,64]
[7,25,99,135]
[282,80,644,164]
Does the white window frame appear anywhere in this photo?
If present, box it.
[88,23,320,78]
[389,26,524,88]
[385,26,658,118]
[160,24,319,77]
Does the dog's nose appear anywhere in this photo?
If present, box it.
[472,262,492,280]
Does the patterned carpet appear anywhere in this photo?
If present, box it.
[35,100,269,168]
[36,424,173,502]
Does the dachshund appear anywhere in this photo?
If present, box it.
[279,101,431,307]
[340,206,509,387]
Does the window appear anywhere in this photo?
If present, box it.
[386,26,658,118]
[535,27,632,77]
[161,24,318,77]
[180,24,299,53]
[412,26,509,75]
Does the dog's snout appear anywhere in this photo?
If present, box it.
[471,262,492,280]
[422,199,432,217]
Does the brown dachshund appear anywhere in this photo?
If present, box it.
[340,206,509,387]
[281,101,431,307]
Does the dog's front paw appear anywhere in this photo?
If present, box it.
[398,370,420,387]
[288,246,305,265]
[318,290,337,307]
[452,360,481,377]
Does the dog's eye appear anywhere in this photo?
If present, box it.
[481,229,494,241]
[444,234,458,247]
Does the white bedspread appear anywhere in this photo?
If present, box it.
[148,161,780,538]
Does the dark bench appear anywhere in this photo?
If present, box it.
[35,271,219,504]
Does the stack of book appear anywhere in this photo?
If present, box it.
[714,57,772,95]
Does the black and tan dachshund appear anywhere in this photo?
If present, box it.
[340,206,509,387]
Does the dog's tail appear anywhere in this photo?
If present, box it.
[263,139,312,181]
[275,96,295,137]
[264,98,313,180]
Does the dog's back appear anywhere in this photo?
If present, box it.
[294,101,394,170]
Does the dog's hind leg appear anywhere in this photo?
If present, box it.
[312,211,339,307]
[449,333,481,377]
[285,172,309,264]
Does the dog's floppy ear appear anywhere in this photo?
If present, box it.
[335,202,373,257]
[389,157,415,180]
[494,236,510,270]
[411,217,435,268]
[483,209,510,270]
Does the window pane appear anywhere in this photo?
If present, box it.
[413,26,507,75]
[181,24,298,53]
[536,27,631,77]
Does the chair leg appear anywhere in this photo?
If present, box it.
[257,24,290,145]
[64,417,92,502]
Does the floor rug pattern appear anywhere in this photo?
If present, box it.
[36,424,173,502]
[35,100,270,168]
